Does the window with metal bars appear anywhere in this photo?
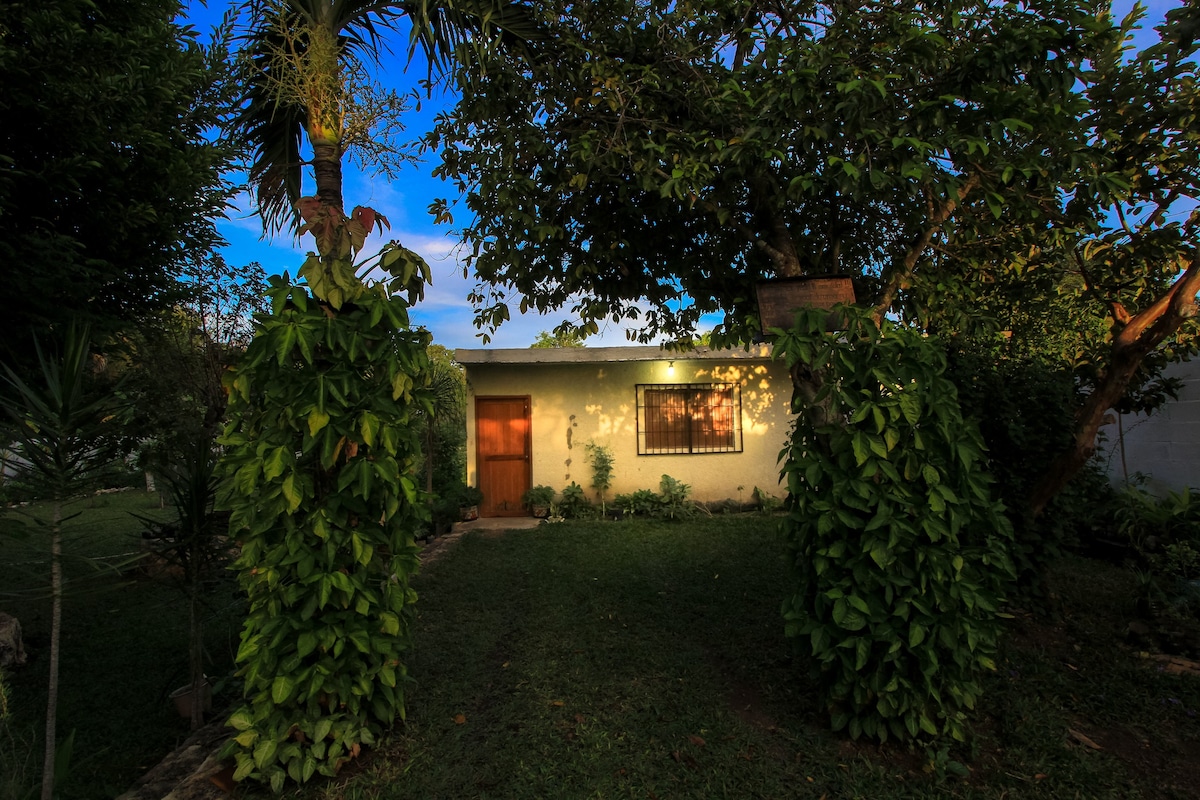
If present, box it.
[636,384,743,455]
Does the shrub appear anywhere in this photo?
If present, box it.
[558,482,592,519]
[775,307,1015,743]
[584,442,615,514]
[945,340,1116,589]
[522,485,556,508]
[656,474,696,520]
[614,489,660,517]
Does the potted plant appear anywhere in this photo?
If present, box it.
[523,485,556,518]
[459,485,483,521]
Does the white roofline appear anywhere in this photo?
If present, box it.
[453,344,773,365]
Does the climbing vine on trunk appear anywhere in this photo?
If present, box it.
[776,308,1015,743]
[217,248,433,790]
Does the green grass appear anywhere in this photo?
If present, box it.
[250,517,1200,800]
[0,490,242,800]
[4,508,1199,799]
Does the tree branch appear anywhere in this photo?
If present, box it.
[872,174,980,322]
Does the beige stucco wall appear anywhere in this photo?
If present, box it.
[462,355,795,505]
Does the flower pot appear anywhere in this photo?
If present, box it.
[169,679,212,719]
[459,504,479,522]
[531,504,551,519]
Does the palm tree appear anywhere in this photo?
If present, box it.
[234,0,540,242]
[215,3,540,788]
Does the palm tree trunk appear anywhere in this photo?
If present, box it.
[310,139,344,215]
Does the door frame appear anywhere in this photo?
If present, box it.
[474,395,532,517]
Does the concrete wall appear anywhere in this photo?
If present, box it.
[1102,359,1200,493]
[463,355,794,505]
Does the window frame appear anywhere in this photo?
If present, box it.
[635,383,744,455]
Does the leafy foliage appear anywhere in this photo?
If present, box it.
[611,476,697,520]
[437,0,1199,516]
[613,489,660,518]
[522,485,556,508]
[557,482,592,519]
[583,442,615,513]
[434,0,1103,343]
[656,474,696,520]
[0,325,126,800]
[0,0,236,373]
[530,329,587,348]
[217,277,433,790]
[117,254,268,470]
[776,308,1015,743]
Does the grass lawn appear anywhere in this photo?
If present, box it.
[246,516,1200,800]
[4,506,1200,799]
[0,490,242,800]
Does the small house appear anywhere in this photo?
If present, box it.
[453,345,795,517]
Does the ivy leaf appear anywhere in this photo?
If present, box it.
[271,675,294,705]
[308,409,330,437]
[282,473,302,513]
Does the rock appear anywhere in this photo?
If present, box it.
[115,721,232,800]
[0,612,27,668]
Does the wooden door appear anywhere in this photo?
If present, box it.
[476,396,531,517]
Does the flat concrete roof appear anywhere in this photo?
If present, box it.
[453,344,773,365]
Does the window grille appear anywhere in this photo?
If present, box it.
[636,383,743,455]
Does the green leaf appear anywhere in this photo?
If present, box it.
[360,412,380,447]
[922,464,940,485]
[308,409,331,436]
[262,447,288,482]
[227,707,254,731]
[253,738,278,770]
[282,473,302,513]
[855,638,870,671]
[232,754,256,782]
[848,431,868,465]
[909,624,926,648]
[271,674,295,705]
[297,631,318,658]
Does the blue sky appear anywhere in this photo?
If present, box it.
[182,0,606,350]
[181,0,1180,351]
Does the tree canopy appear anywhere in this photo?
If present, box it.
[0,0,235,370]
[433,0,1110,344]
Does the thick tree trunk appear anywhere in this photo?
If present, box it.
[1029,257,1200,517]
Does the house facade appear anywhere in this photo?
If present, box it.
[453,345,795,517]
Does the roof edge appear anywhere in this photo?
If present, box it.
[453,344,773,365]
